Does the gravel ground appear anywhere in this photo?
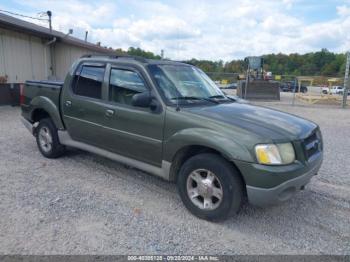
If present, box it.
[0,105,349,255]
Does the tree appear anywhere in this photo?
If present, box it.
[127,47,161,59]
[118,47,346,76]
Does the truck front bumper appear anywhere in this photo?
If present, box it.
[246,163,320,206]
[234,152,323,207]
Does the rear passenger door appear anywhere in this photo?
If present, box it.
[61,63,108,146]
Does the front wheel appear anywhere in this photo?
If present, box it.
[177,153,243,221]
[35,118,65,158]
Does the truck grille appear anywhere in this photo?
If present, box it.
[303,129,322,160]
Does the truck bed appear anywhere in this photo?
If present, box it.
[22,80,64,122]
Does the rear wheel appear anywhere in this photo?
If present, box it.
[35,118,65,158]
[177,153,243,221]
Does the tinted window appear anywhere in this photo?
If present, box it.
[109,69,147,105]
[73,66,105,99]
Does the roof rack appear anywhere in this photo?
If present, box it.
[80,54,148,63]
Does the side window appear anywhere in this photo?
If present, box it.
[72,65,105,99]
[109,68,147,105]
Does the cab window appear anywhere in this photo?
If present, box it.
[109,68,147,105]
[72,65,105,99]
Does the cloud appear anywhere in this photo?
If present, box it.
[282,0,295,9]
[9,0,350,60]
[337,5,350,17]
[126,16,201,41]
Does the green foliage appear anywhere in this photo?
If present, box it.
[117,47,346,76]
[185,59,225,73]
[127,47,161,59]
[115,47,161,59]
[261,49,346,76]
[187,49,346,76]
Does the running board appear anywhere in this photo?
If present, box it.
[58,131,171,181]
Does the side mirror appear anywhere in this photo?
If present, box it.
[131,92,152,108]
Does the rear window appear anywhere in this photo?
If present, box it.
[72,65,105,99]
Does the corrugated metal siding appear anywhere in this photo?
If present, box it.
[0,31,5,77]
[54,43,91,80]
[0,27,101,83]
[29,36,49,80]
[0,28,50,83]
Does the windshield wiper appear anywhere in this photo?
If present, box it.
[170,96,219,104]
[208,95,234,103]
[208,95,229,100]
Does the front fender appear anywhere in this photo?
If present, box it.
[163,128,253,163]
[30,96,64,129]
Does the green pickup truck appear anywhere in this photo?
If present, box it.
[21,55,323,221]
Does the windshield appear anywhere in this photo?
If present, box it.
[148,64,228,104]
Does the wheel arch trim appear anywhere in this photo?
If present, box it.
[30,96,64,130]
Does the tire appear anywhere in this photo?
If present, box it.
[35,118,65,158]
[177,153,243,221]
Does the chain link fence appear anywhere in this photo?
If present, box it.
[207,72,349,108]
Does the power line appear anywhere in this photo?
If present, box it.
[0,9,48,21]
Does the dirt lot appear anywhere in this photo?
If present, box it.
[0,104,349,255]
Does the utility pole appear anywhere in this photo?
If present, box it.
[161,49,164,59]
[47,10,52,32]
[292,77,297,106]
[244,64,249,99]
[342,51,350,108]
[85,31,88,42]
[46,10,54,78]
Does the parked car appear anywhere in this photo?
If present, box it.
[219,82,238,89]
[322,86,344,95]
[321,87,328,94]
[20,55,323,221]
[280,81,308,93]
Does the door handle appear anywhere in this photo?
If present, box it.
[65,100,72,107]
[105,109,115,117]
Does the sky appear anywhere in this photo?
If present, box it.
[1,0,350,61]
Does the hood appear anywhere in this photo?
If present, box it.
[184,102,317,141]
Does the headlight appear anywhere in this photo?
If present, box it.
[255,143,295,165]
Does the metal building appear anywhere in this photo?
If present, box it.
[0,12,113,83]
[0,12,113,105]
